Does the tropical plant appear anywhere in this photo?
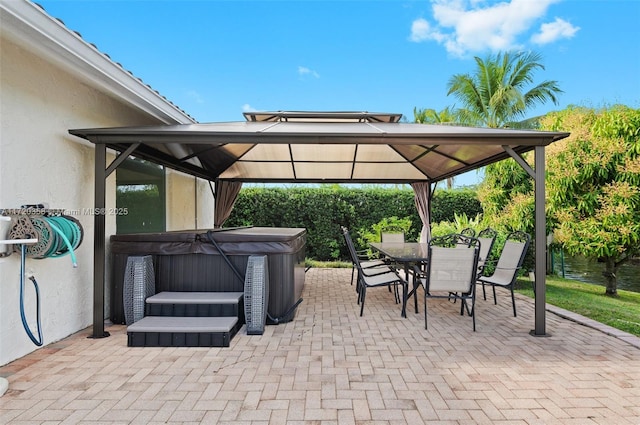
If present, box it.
[446,51,563,128]
[430,212,482,238]
[413,106,458,125]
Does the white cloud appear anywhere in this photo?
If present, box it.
[531,17,580,44]
[410,0,570,57]
[242,104,257,112]
[298,66,320,78]
[410,18,430,41]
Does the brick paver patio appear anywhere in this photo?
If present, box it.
[1,268,639,424]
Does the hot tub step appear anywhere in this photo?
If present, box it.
[127,316,241,347]
[145,291,244,318]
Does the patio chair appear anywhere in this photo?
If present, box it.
[349,250,387,286]
[342,227,388,286]
[460,227,476,237]
[342,226,407,317]
[381,232,405,243]
[343,226,406,305]
[425,233,476,302]
[476,227,498,276]
[380,231,406,278]
[428,233,473,248]
[415,236,480,331]
[477,231,531,317]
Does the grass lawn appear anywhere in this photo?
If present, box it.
[514,276,640,337]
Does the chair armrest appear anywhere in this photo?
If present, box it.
[356,248,383,260]
[411,264,426,279]
[494,266,522,272]
[362,265,398,277]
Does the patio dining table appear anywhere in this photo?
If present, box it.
[369,242,429,314]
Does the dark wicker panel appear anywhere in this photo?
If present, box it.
[127,331,231,347]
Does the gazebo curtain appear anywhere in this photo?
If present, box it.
[411,182,432,243]
[214,180,242,228]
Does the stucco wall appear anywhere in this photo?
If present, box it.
[166,172,215,231]
[0,36,206,365]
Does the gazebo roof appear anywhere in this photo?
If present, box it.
[70,111,569,184]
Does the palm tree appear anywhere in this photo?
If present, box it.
[413,106,458,125]
[447,51,563,128]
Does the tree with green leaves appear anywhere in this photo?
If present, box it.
[479,105,640,295]
[477,159,535,233]
[542,105,640,295]
[447,51,563,128]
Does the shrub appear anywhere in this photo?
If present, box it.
[225,185,482,261]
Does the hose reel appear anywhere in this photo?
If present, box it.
[1,206,84,347]
[2,208,83,262]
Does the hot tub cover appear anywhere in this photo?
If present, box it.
[110,227,306,256]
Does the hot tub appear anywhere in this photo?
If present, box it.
[110,227,306,325]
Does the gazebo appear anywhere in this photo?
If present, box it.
[69,111,570,339]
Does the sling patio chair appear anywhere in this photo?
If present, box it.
[460,227,476,237]
[342,227,388,286]
[342,226,401,302]
[476,227,498,277]
[414,235,481,331]
[342,226,408,317]
[477,230,531,317]
[381,231,405,243]
[380,230,406,278]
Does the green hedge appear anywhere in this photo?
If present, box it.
[225,185,482,261]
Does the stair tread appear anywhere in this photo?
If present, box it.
[127,316,238,333]
[146,291,243,304]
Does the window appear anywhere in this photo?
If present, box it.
[116,158,166,234]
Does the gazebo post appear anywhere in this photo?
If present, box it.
[532,145,548,336]
[91,143,109,338]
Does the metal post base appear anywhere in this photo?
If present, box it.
[87,331,110,339]
[529,330,552,337]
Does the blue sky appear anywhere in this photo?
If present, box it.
[38,0,640,186]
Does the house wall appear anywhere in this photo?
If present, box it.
[0,35,211,365]
[166,172,216,231]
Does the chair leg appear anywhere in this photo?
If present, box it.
[424,295,428,329]
[482,281,487,300]
[471,287,476,331]
[359,286,366,316]
[414,281,419,314]
[401,282,407,318]
[510,286,517,317]
[492,286,497,305]
[351,266,355,286]
[460,298,473,317]
[471,299,476,331]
